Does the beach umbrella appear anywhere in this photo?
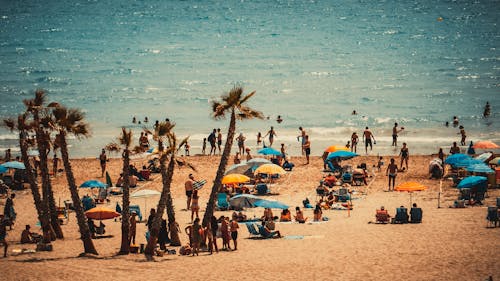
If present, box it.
[131,189,161,212]
[247,158,272,165]
[326,150,358,161]
[1,161,25,170]
[324,145,349,153]
[80,180,107,189]
[225,163,253,175]
[254,163,286,175]
[465,164,494,174]
[258,147,282,156]
[475,152,492,162]
[85,206,120,220]
[229,194,261,209]
[222,174,250,185]
[472,141,499,149]
[488,157,500,165]
[444,154,469,165]
[456,176,487,189]
[453,158,483,168]
[395,182,428,205]
[254,199,289,210]
[0,165,7,174]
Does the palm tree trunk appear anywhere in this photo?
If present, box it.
[165,153,181,247]
[144,141,176,258]
[19,131,52,244]
[202,110,236,227]
[36,128,63,239]
[118,148,131,255]
[58,132,98,255]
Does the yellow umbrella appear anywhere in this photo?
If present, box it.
[395,182,428,205]
[222,174,250,184]
[324,145,349,153]
[254,163,286,175]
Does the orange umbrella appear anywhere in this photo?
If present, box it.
[395,182,428,205]
[222,174,250,184]
[324,145,349,153]
[85,206,120,220]
[472,141,499,149]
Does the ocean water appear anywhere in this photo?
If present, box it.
[0,0,498,157]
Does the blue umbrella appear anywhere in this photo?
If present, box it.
[465,164,494,174]
[456,176,487,189]
[247,158,271,164]
[326,150,358,161]
[254,199,289,210]
[80,180,107,188]
[453,158,483,168]
[258,147,282,156]
[444,154,469,165]
[0,165,7,174]
[1,161,25,170]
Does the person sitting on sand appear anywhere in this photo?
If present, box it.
[313,204,323,222]
[20,225,40,244]
[245,148,252,161]
[140,165,150,180]
[280,209,291,222]
[233,152,241,164]
[262,208,274,221]
[323,174,337,188]
[375,206,390,223]
[294,207,307,223]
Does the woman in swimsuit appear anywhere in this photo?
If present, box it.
[190,190,200,222]
[399,143,409,170]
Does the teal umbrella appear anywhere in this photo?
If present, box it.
[466,164,494,174]
[80,180,107,188]
[456,176,487,189]
[1,161,25,170]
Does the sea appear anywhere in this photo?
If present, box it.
[0,0,498,158]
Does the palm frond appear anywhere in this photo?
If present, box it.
[47,102,60,108]
[34,89,46,106]
[238,90,256,105]
[119,128,132,147]
[3,118,16,132]
[105,142,121,153]
[132,146,143,154]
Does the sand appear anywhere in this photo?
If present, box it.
[1,154,499,281]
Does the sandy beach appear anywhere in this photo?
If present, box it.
[1,154,499,281]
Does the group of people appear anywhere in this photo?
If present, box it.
[376,203,423,224]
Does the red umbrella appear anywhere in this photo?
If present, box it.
[472,141,499,149]
[85,207,120,220]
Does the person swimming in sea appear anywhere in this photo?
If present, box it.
[483,102,490,118]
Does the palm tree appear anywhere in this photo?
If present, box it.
[52,105,98,255]
[3,116,52,245]
[144,122,194,258]
[202,87,263,227]
[107,128,136,255]
[24,90,63,239]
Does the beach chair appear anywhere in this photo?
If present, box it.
[342,172,353,184]
[216,193,229,210]
[246,222,260,238]
[256,184,269,195]
[316,187,326,201]
[257,225,279,239]
[57,205,69,225]
[393,207,409,224]
[129,205,143,222]
[337,188,350,202]
[486,206,499,228]
[375,210,390,224]
[410,207,422,223]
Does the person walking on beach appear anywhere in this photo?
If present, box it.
[210,215,219,253]
[4,149,11,162]
[4,194,16,229]
[399,143,409,170]
[363,127,376,154]
[202,138,207,155]
[264,126,277,147]
[458,126,466,146]
[185,174,195,210]
[208,129,217,156]
[392,123,404,147]
[236,133,246,155]
[52,153,60,177]
[230,219,239,251]
[99,148,107,177]
[257,132,262,147]
[298,127,306,155]
[302,135,311,165]
[386,158,398,191]
[351,132,359,153]
[184,141,190,156]
[217,128,223,155]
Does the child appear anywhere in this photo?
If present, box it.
[377,156,383,172]
[345,140,351,149]
[202,138,207,155]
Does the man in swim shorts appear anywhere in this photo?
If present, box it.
[185,174,195,210]
[363,127,376,154]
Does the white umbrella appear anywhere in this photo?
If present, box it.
[131,189,161,215]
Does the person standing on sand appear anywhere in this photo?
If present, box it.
[236,133,246,155]
[363,127,376,154]
[297,127,306,155]
[449,142,460,154]
[210,215,219,253]
[386,158,398,191]
[230,219,239,251]
[129,212,137,245]
[438,148,445,163]
[399,142,409,170]
[202,138,207,155]
[4,149,11,162]
[208,129,217,156]
[302,135,311,165]
[52,153,60,177]
[351,132,359,153]
[190,190,200,222]
[264,126,277,147]
[392,123,404,147]
[185,174,195,210]
[99,148,107,177]
[458,126,466,146]
[217,128,223,155]
[257,132,262,147]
